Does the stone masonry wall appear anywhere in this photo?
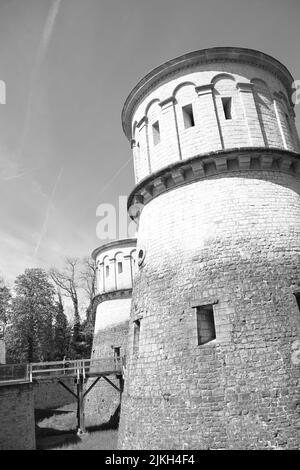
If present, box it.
[85,317,129,425]
[119,170,300,449]
[0,383,35,450]
[34,379,76,410]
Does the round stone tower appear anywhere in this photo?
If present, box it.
[85,238,137,425]
[118,47,300,449]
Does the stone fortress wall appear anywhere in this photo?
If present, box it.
[86,239,137,425]
[118,47,300,449]
[33,379,76,410]
[0,383,35,450]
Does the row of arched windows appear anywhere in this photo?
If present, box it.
[131,75,298,182]
[96,250,137,294]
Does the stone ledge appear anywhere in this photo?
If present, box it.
[122,47,295,141]
[128,147,300,219]
[91,238,136,261]
[93,288,133,307]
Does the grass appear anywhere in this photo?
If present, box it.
[52,430,118,450]
[35,403,118,450]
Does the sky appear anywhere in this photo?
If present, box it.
[0,0,299,286]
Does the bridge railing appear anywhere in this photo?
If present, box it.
[29,356,123,381]
[0,356,124,384]
[0,363,30,383]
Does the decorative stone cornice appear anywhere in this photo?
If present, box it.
[127,148,300,219]
[236,82,254,92]
[195,83,215,96]
[159,96,177,108]
[91,238,137,261]
[93,288,133,307]
[137,116,148,129]
[122,47,295,141]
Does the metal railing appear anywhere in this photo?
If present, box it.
[0,363,30,383]
[0,356,124,384]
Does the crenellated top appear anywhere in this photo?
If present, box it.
[122,47,300,184]
[92,238,137,295]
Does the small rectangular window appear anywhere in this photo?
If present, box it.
[222,97,232,120]
[114,347,120,359]
[196,305,216,345]
[106,266,109,277]
[182,104,195,128]
[152,121,160,145]
[133,320,140,356]
[294,292,300,311]
[118,262,123,274]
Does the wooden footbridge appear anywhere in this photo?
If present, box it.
[0,357,125,434]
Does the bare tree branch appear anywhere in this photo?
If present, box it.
[80,257,97,303]
[49,257,81,319]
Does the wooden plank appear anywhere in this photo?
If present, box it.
[77,379,86,434]
[32,366,77,374]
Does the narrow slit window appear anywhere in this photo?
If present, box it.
[152,121,160,145]
[114,347,120,359]
[222,97,232,120]
[106,266,109,277]
[182,104,195,128]
[294,292,300,311]
[133,319,140,356]
[118,262,123,274]
[196,305,216,345]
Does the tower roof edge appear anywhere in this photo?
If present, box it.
[121,47,295,141]
[91,238,137,260]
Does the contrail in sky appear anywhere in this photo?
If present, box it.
[97,156,132,199]
[34,166,63,257]
[16,0,62,164]
[1,167,38,181]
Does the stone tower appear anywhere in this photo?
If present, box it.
[118,47,300,449]
[86,238,137,424]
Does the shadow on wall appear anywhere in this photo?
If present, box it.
[34,379,77,410]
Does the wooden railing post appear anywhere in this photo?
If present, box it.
[76,364,86,435]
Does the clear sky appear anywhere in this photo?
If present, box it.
[0,0,299,284]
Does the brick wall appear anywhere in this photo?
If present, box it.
[0,383,35,450]
[119,170,300,449]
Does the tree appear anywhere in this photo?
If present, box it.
[49,258,80,321]
[50,258,84,358]
[0,278,12,338]
[8,269,56,363]
[80,257,97,355]
[53,291,71,360]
